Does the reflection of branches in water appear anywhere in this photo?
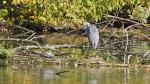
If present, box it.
[123,68,129,84]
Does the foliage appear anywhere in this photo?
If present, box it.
[0,0,150,26]
[124,0,150,23]
[0,9,8,21]
[0,49,13,59]
[38,0,126,25]
[0,0,126,25]
[129,5,150,23]
[0,43,13,59]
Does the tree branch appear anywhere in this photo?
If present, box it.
[104,14,139,24]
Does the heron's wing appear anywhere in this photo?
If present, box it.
[90,25,98,33]
[88,24,99,48]
[88,33,95,47]
[89,25,99,41]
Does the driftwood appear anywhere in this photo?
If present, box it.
[0,25,93,58]
[104,14,139,24]
[102,14,150,64]
[12,45,90,51]
[0,25,71,57]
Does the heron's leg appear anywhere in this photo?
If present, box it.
[80,42,89,57]
[82,47,90,58]
[92,48,100,56]
[84,48,99,57]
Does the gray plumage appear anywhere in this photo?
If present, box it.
[83,22,99,49]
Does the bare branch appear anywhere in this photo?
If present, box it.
[104,14,139,24]
[124,27,129,64]
[26,32,36,40]
[104,29,116,44]
[13,25,33,33]
[30,35,45,40]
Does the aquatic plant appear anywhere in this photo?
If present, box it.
[0,49,13,59]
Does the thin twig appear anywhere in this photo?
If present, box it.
[30,35,45,40]
[104,29,116,44]
[124,28,129,64]
[104,14,139,24]
[26,32,36,40]
[140,31,150,41]
[13,31,32,38]
[13,25,33,33]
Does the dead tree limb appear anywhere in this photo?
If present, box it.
[0,38,65,55]
[103,14,139,24]
[124,26,129,64]
[13,25,33,33]
[12,44,89,51]
[12,25,35,39]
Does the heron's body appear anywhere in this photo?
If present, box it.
[83,22,99,49]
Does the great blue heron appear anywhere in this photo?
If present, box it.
[83,22,99,49]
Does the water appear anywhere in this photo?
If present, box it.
[0,64,150,84]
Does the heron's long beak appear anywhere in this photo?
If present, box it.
[81,25,87,30]
[80,25,84,29]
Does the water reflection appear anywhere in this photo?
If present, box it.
[43,69,56,79]
[1,64,150,84]
[88,79,97,84]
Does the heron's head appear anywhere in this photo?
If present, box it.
[82,22,91,33]
[83,22,90,29]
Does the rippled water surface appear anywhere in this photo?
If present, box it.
[0,64,150,84]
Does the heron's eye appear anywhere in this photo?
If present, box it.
[83,26,87,29]
[85,25,89,28]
